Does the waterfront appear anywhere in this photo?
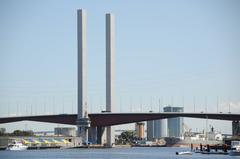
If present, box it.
[0,147,234,159]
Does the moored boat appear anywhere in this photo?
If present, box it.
[229,141,240,156]
[6,141,28,151]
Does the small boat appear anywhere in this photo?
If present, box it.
[229,141,240,156]
[176,151,193,155]
[6,141,28,151]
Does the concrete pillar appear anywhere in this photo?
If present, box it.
[88,127,97,144]
[76,9,90,145]
[97,126,105,144]
[106,13,115,147]
[232,120,240,136]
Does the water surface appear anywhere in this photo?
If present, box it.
[0,147,235,159]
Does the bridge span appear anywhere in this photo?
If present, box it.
[0,112,239,127]
[1,112,239,143]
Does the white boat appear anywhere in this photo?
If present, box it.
[6,141,28,151]
[229,141,240,156]
[176,151,193,155]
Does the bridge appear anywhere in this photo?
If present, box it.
[0,112,239,126]
[0,112,240,144]
[2,9,239,146]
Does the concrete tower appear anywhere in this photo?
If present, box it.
[135,122,145,139]
[77,9,90,144]
[106,13,115,147]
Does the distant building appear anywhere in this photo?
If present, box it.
[135,122,145,139]
[153,120,161,138]
[147,110,155,141]
[54,127,76,137]
[0,128,6,134]
[147,111,168,141]
[147,120,154,141]
[163,106,184,137]
[154,119,169,138]
[34,131,54,136]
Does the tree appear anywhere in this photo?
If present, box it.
[116,130,136,145]
[12,130,34,136]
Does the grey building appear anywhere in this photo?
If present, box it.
[147,112,168,141]
[147,120,154,141]
[54,127,76,137]
[147,119,168,141]
[159,119,168,137]
[163,106,184,137]
[0,128,6,134]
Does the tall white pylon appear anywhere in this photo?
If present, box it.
[77,9,90,145]
[106,13,115,147]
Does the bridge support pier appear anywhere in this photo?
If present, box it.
[232,120,240,136]
[76,118,90,145]
[88,127,97,144]
[97,126,105,144]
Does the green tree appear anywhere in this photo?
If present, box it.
[12,130,34,136]
[116,130,136,145]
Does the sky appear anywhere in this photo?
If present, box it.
[0,0,240,134]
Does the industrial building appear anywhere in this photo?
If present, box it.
[147,119,168,141]
[147,111,154,141]
[147,106,184,140]
[164,106,184,137]
[135,122,145,139]
[156,119,168,138]
[54,127,76,137]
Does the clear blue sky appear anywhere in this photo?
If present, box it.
[0,0,239,133]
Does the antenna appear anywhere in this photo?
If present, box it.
[44,102,46,115]
[130,96,133,112]
[35,102,38,115]
[8,101,10,116]
[182,96,184,110]
[158,98,161,112]
[62,97,64,113]
[171,96,174,106]
[228,102,231,113]
[193,96,196,113]
[205,96,207,113]
[25,104,28,116]
[17,102,19,116]
[71,96,74,114]
[140,96,143,112]
[53,96,55,114]
[120,96,122,112]
[31,104,33,116]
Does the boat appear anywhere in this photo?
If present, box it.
[176,151,193,155]
[6,141,28,151]
[229,141,240,156]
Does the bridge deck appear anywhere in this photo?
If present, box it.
[0,113,239,127]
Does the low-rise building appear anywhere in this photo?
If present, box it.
[54,127,76,137]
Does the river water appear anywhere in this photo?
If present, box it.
[0,147,235,159]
